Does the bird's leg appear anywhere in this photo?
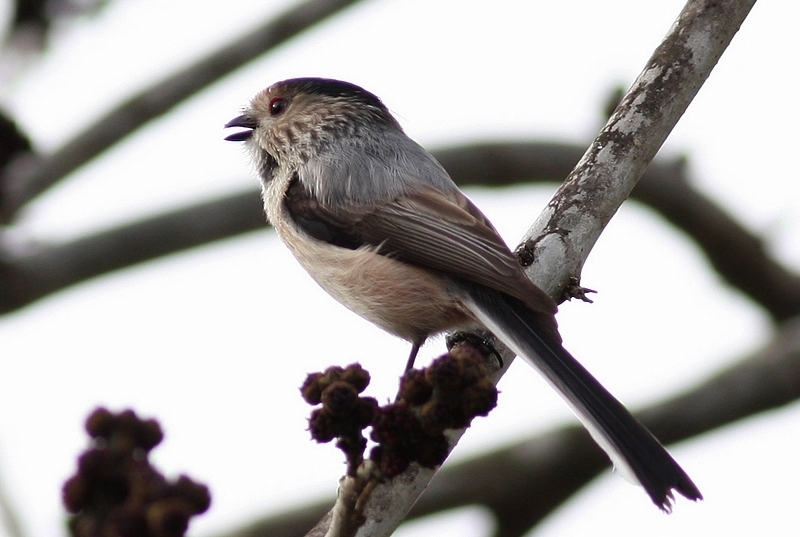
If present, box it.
[405,339,425,371]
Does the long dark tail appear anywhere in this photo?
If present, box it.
[464,285,701,511]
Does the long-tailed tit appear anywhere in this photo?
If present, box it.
[224,78,701,510]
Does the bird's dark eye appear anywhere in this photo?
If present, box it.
[269,97,288,116]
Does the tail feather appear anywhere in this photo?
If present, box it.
[464,285,701,510]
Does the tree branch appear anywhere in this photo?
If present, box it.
[0,0,365,222]
[517,0,755,298]
[0,190,265,313]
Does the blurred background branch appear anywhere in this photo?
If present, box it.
[0,0,364,221]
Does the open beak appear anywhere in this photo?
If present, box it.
[224,114,258,141]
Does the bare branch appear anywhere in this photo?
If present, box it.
[517,0,756,297]
[0,0,365,222]
[631,160,800,322]
[0,190,265,313]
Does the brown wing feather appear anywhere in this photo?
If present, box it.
[284,180,559,336]
[362,190,524,290]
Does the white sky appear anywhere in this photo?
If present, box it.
[0,1,798,536]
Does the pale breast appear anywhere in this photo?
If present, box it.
[277,219,472,343]
[262,171,473,343]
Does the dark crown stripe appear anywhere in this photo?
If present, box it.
[279,78,387,110]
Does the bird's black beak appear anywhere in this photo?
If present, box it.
[224,114,258,141]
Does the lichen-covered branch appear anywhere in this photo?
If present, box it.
[517,0,756,298]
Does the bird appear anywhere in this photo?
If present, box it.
[224,77,701,510]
